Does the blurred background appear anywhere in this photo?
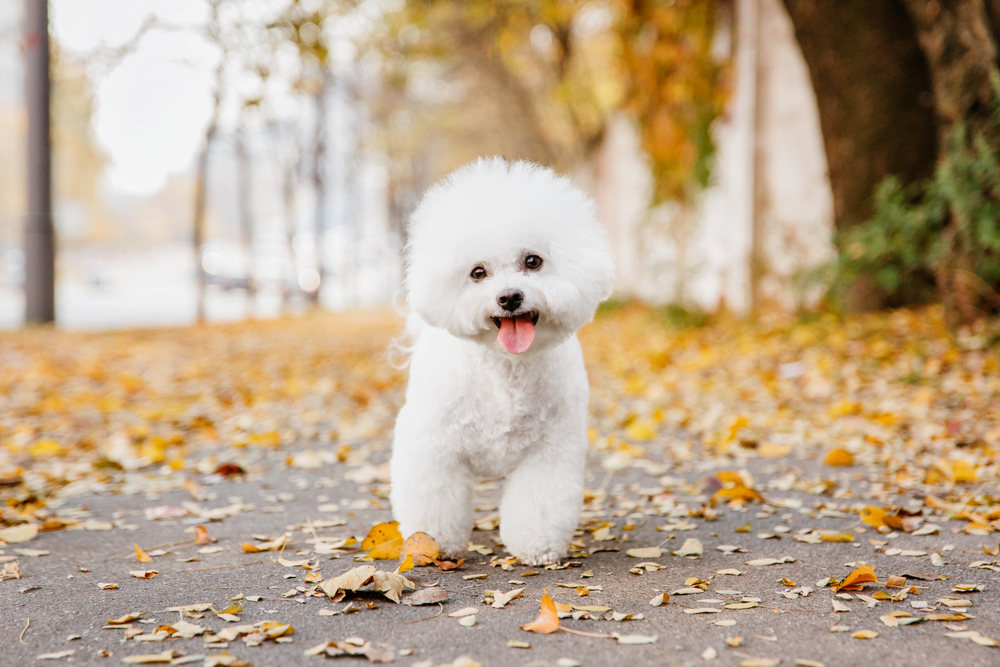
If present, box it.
[1,0,998,330]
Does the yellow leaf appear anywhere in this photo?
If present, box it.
[134,544,153,563]
[820,532,855,543]
[715,486,763,503]
[362,521,403,560]
[395,554,414,574]
[400,532,439,566]
[950,460,977,483]
[860,506,888,528]
[824,448,854,467]
[836,565,878,592]
[28,439,66,458]
[626,420,656,442]
[194,525,215,545]
[521,590,559,634]
[851,630,879,639]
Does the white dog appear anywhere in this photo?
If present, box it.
[389,158,615,565]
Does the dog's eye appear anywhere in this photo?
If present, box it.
[524,255,543,271]
[470,266,487,281]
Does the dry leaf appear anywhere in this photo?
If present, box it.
[492,588,525,609]
[613,634,657,645]
[194,525,215,545]
[321,565,376,601]
[362,521,403,560]
[400,531,439,566]
[372,569,415,603]
[824,448,854,466]
[0,524,39,544]
[851,630,879,639]
[134,544,153,563]
[129,570,158,579]
[672,538,703,557]
[404,586,448,606]
[121,650,179,664]
[37,651,75,660]
[836,566,877,592]
[521,591,559,634]
[626,547,663,558]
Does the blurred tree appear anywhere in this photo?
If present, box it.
[378,0,728,207]
[784,0,999,230]
[617,0,729,203]
[51,45,112,244]
[784,0,1000,317]
[269,0,347,302]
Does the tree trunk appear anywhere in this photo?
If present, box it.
[192,122,216,325]
[310,71,330,303]
[23,0,55,324]
[901,0,1000,152]
[235,125,257,314]
[781,0,939,233]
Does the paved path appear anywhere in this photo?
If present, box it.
[3,439,998,667]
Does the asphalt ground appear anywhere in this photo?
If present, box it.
[2,438,998,667]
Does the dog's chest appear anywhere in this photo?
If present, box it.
[449,369,562,474]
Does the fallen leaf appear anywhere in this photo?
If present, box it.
[372,569,415,603]
[129,570,158,579]
[824,448,854,466]
[37,651,75,660]
[97,582,119,590]
[194,525,215,545]
[121,650,179,664]
[400,531,439,566]
[672,538,703,557]
[745,557,795,566]
[836,566,877,592]
[134,544,153,563]
[0,524,39,544]
[613,634,657,645]
[649,593,669,606]
[626,547,663,559]
[492,588,525,609]
[362,521,403,560]
[404,586,448,606]
[851,630,879,639]
[396,554,414,573]
[448,607,478,618]
[521,591,559,634]
[321,565,376,601]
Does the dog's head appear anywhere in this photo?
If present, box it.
[405,158,615,355]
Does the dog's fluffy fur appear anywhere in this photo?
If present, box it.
[389,158,615,565]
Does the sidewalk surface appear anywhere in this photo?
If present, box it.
[2,306,999,667]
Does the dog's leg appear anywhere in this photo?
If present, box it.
[498,447,584,566]
[390,449,475,557]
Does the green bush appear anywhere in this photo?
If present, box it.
[833,72,1000,322]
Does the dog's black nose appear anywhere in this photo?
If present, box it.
[497,288,523,312]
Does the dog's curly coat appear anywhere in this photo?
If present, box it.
[390,158,616,565]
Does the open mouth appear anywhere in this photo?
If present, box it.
[492,310,538,354]
[491,310,539,330]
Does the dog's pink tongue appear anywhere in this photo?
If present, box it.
[497,314,536,354]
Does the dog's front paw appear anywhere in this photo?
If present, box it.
[517,551,561,567]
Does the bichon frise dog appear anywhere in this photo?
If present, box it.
[389,158,615,566]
